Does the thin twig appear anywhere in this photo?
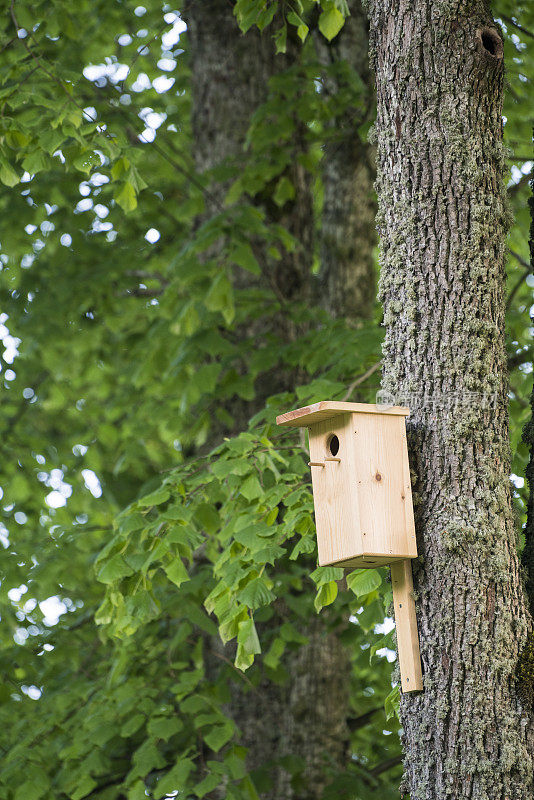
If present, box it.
[369,754,403,777]
[210,650,259,692]
[500,14,534,40]
[125,270,169,285]
[508,248,530,270]
[343,361,382,401]
[506,248,532,310]
[508,168,532,197]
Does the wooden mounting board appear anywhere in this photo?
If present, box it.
[391,560,423,693]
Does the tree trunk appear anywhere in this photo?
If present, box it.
[367,1,534,797]
[186,0,312,303]
[185,5,354,797]
[316,1,376,321]
[522,175,534,619]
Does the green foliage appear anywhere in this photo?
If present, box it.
[0,1,531,799]
[516,630,534,707]
[233,0,351,50]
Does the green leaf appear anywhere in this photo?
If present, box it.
[165,557,190,588]
[310,566,344,586]
[286,11,308,42]
[111,156,130,179]
[229,242,260,275]
[237,577,274,610]
[385,684,400,720]
[97,554,134,584]
[273,176,295,207]
[225,177,244,205]
[203,719,234,752]
[22,149,48,174]
[133,740,166,777]
[148,716,183,741]
[115,181,137,213]
[240,474,263,501]
[205,272,235,325]
[128,781,148,800]
[15,779,49,800]
[121,714,146,737]
[314,580,338,612]
[318,6,344,40]
[194,773,221,798]
[70,775,98,800]
[346,568,382,597]
[235,618,261,671]
[73,150,101,174]
[0,160,19,187]
[138,487,170,507]
[263,636,285,670]
[154,759,194,798]
[274,24,287,54]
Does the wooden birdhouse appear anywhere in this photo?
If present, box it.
[277,400,423,692]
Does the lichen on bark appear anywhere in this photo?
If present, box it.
[366,0,534,797]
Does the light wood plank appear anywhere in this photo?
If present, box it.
[276,401,410,428]
[352,413,417,560]
[308,415,363,565]
[391,560,423,693]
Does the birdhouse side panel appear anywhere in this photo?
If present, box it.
[308,414,363,566]
[351,413,417,560]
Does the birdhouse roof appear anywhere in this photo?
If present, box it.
[276,400,410,428]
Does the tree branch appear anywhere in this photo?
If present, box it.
[343,361,382,401]
[508,169,532,197]
[506,248,532,310]
[347,706,382,731]
[369,754,403,777]
[500,14,534,40]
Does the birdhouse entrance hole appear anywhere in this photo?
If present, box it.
[327,434,339,456]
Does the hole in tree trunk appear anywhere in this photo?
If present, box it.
[477,27,503,59]
[327,434,339,456]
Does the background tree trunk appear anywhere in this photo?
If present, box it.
[316,0,377,321]
[185,5,364,797]
[186,0,312,302]
[367,1,534,797]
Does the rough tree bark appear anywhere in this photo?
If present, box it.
[522,173,534,620]
[367,1,534,797]
[316,0,376,320]
[517,171,534,712]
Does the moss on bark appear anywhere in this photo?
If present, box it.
[367,1,534,796]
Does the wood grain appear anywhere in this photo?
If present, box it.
[294,406,417,567]
[390,560,423,693]
[276,400,409,427]
[352,412,417,561]
[308,414,363,566]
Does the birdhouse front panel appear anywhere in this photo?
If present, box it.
[276,401,417,569]
[350,411,416,566]
[307,413,363,567]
